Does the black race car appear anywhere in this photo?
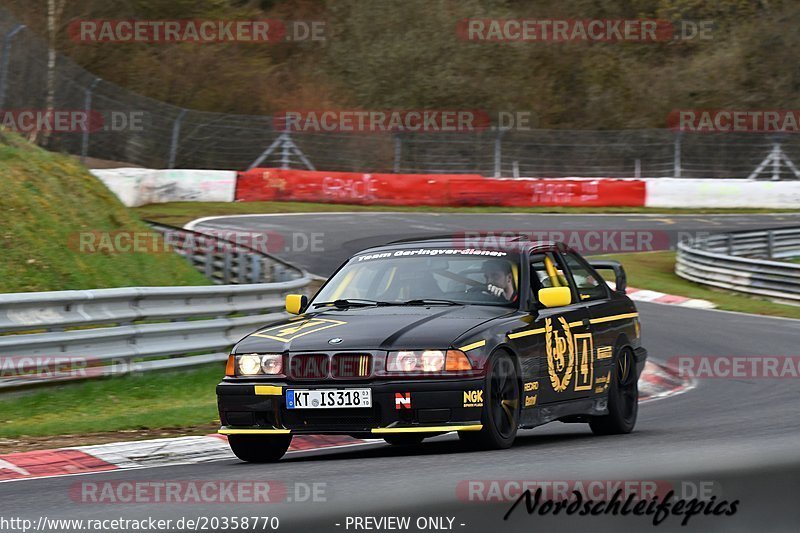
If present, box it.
[217,236,647,462]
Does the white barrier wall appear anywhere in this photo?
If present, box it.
[92,168,237,207]
[645,179,800,208]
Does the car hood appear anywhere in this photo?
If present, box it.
[233,305,512,353]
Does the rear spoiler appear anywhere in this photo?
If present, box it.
[588,260,627,294]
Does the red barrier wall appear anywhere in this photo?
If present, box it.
[236,168,646,207]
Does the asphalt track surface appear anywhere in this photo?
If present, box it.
[186,212,800,276]
[4,213,800,533]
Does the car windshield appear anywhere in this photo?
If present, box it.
[312,248,521,307]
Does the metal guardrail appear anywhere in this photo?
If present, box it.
[148,221,306,284]
[676,227,800,303]
[0,278,311,390]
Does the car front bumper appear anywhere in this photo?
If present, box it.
[216,378,485,437]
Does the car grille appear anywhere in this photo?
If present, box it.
[289,353,372,379]
[331,354,371,378]
[289,354,328,379]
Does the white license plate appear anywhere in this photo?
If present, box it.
[286,389,372,409]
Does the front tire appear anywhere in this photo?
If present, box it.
[459,351,520,450]
[589,347,638,435]
[228,434,292,463]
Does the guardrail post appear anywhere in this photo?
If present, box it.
[250,255,262,283]
[673,131,682,178]
[204,248,214,279]
[767,230,775,259]
[727,234,734,255]
[167,109,187,169]
[238,252,248,284]
[0,25,25,109]
[80,78,101,164]
[223,249,232,284]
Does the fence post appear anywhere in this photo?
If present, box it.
[494,130,504,178]
[80,78,100,164]
[0,25,25,109]
[772,143,781,181]
[168,109,187,169]
[280,132,291,169]
[393,134,402,173]
[673,131,682,178]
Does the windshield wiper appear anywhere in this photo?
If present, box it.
[400,299,463,306]
[312,299,391,309]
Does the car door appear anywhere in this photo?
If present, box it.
[559,250,616,398]
[513,251,593,407]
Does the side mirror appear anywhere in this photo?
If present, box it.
[285,294,308,315]
[537,286,572,308]
[589,260,627,294]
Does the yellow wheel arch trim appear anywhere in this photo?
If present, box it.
[372,425,482,434]
[218,428,291,435]
[458,340,486,352]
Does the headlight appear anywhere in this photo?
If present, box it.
[236,354,283,376]
[386,350,471,373]
[260,354,283,375]
[237,354,262,376]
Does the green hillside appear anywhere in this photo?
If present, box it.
[0,131,209,292]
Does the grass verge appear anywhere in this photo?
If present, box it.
[0,132,209,292]
[0,362,224,441]
[598,251,800,319]
[134,201,798,227]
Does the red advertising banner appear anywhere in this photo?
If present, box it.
[235,168,645,207]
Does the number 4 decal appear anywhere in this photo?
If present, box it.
[573,332,594,391]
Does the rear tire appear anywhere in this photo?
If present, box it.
[459,351,520,450]
[228,434,292,463]
[383,434,426,446]
[589,347,638,435]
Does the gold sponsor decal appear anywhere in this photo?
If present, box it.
[597,346,613,360]
[463,389,484,407]
[523,381,539,392]
[573,332,594,392]
[252,318,346,342]
[545,317,576,393]
[524,395,538,407]
[545,317,597,394]
[594,371,611,393]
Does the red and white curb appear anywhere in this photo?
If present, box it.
[625,286,715,309]
[0,435,373,483]
[639,360,695,402]
[0,362,691,483]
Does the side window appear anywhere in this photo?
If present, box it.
[562,252,609,301]
[530,253,572,306]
